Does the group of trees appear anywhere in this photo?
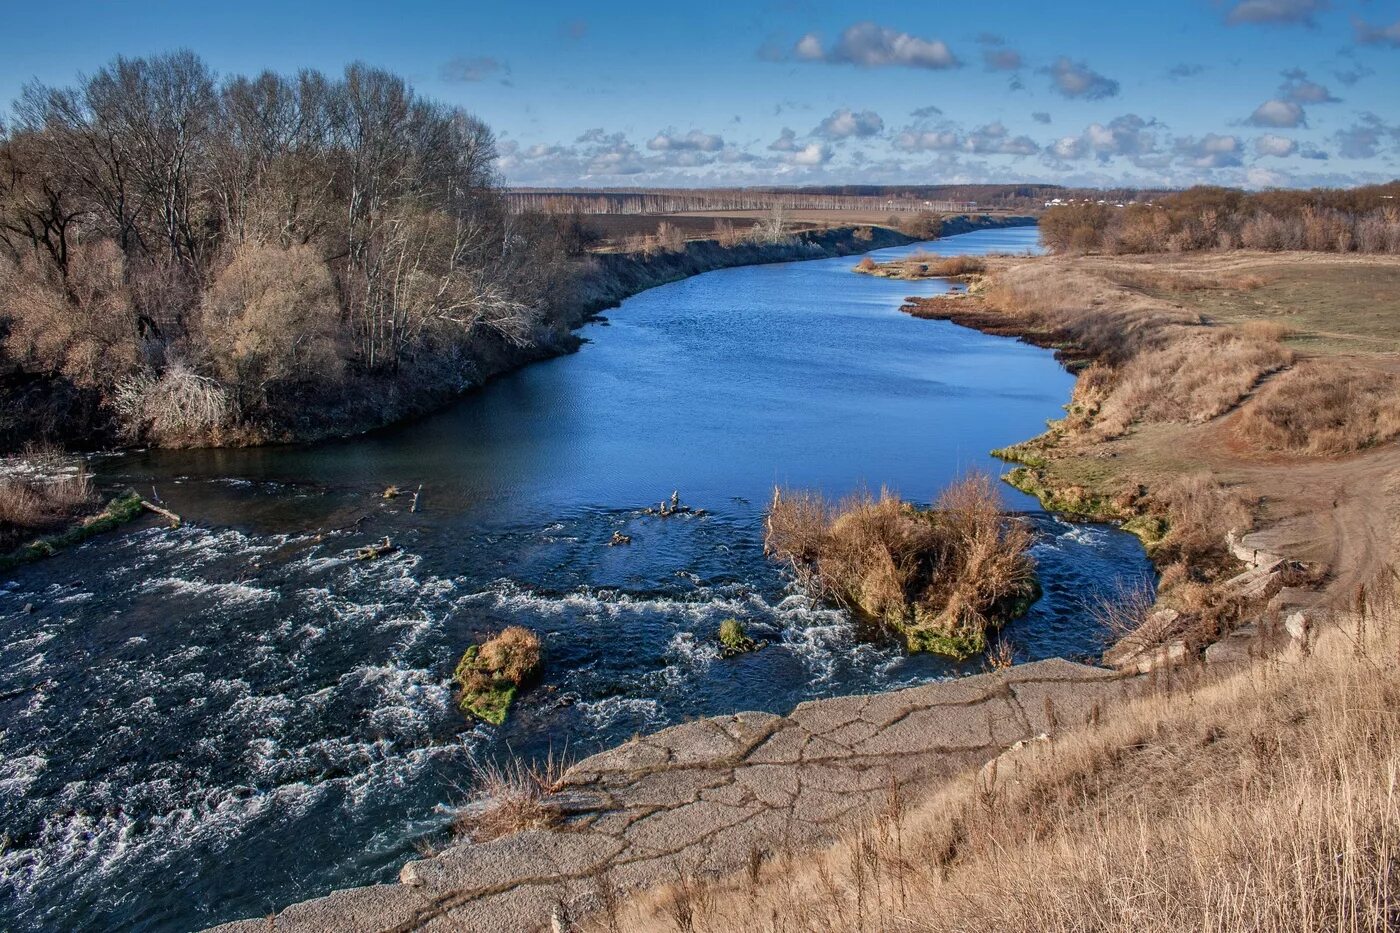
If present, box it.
[0,52,575,445]
[1042,184,1400,255]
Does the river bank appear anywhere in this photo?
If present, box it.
[201,245,1400,932]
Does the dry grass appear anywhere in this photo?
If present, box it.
[0,470,96,532]
[1095,330,1294,435]
[765,474,1036,656]
[596,575,1400,933]
[1233,318,1295,342]
[1238,361,1400,455]
[452,749,569,843]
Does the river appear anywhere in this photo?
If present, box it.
[0,226,1153,931]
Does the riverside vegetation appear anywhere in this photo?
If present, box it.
[452,626,542,726]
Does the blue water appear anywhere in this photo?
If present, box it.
[0,226,1153,931]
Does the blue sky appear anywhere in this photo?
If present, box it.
[2,1,1397,188]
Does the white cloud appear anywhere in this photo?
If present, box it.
[1175,133,1244,168]
[1355,15,1400,47]
[439,57,507,82]
[1246,99,1306,127]
[646,130,725,152]
[1254,134,1298,157]
[791,22,960,69]
[1044,57,1120,99]
[1224,0,1327,26]
[814,108,885,139]
[787,142,831,166]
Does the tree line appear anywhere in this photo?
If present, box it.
[0,52,581,446]
[1042,184,1400,255]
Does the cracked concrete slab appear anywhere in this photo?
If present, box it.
[208,658,1135,933]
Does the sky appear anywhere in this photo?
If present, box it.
[1,0,1397,189]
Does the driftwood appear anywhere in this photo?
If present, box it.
[609,531,632,546]
[411,484,423,513]
[356,537,397,560]
[140,499,182,528]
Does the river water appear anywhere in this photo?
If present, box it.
[0,226,1153,931]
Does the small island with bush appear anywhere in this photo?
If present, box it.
[452,627,542,725]
[764,473,1038,659]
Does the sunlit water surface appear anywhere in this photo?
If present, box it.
[0,226,1153,931]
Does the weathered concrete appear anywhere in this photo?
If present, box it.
[209,658,1132,933]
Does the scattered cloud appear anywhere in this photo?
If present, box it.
[977,33,1022,71]
[562,19,587,40]
[1049,114,1159,163]
[1032,111,1052,124]
[790,21,960,69]
[768,128,800,152]
[786,142,831,166]
[1279,69,1339,103]
[1334,113,1400,159]
[646,130,725,152]
[910,105,944,119]
[440,56,508,83]
[984,48,1024,71]
[892,119,1037,156]
[1354,15,1400,47]
[1300,144,1330,160]
[1175,133,1245,168]
[1044,57,1120,100]
[1254,134,1298,157]
[813,108,885,139]
[1224,0,1327,27]
[1167,63,1204,79]
[1246,99,1307,127]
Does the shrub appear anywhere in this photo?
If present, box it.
[718,618,759,656]
[765,474,1037,658]
[452,750,567,842]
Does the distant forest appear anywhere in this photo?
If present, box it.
[1042,184,1400,253]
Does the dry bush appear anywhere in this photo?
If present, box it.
[1095,330,1293,435]
[905,253,986,277]
[1150,473,1253,567]
[655,221,687,253]
[476,626,542,686]
[452,750,568,843]
[765,474,1036,655]
[595,583,1400,933]
[200,241,345,411]
[113,364,231,443]
[855,256,877,272]
[712,220,741,248]
[2,241,142,390]
[1238,361,1400,455]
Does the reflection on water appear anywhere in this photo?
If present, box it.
[0,227,1153,931]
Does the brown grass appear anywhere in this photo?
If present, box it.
[1237,362,1400,455]
[475,626,542,686]
[1095,330,1294,435]
[595,575,1400,933]
[1233,318,1295,342]
[0,470,96,532]
[765,474,1036,655]
[452,749,568,843]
